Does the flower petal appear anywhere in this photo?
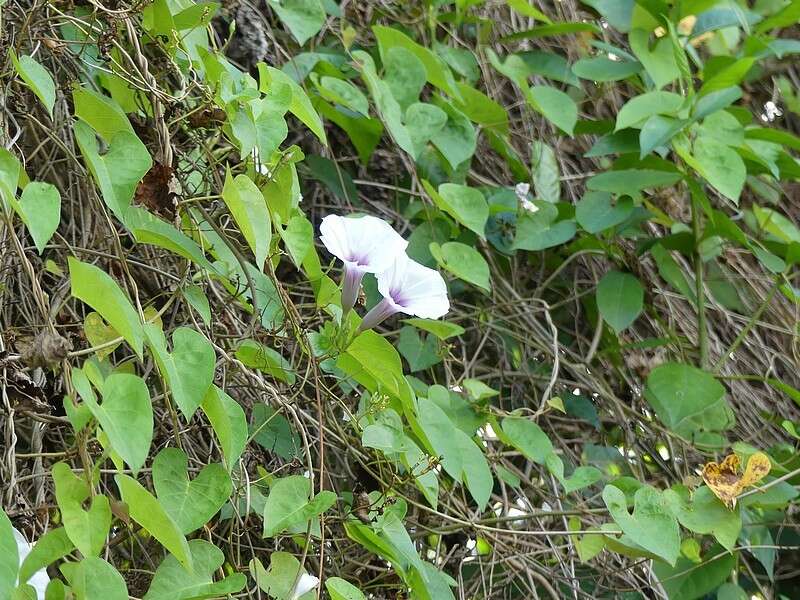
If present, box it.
[320,214,407,273]
[377,254,450,319]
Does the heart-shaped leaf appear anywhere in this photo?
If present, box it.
[145,325,216,419]
[153,448,232,535]
[83,312,121,360]
[144,539,246,600]
[262,475,337,538]
[603,484,680,565]
[52,463,111,558]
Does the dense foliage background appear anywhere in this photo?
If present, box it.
[2,0,800,598]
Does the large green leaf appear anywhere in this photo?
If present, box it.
[52,462,111,557]
[73,121,152,223]
[61,557,128,600]
[251,552,317,600]
[586,169,681,194]
[153,448,232,535]
[0,147,21,204]
[644,363,735,437]
[501,417,553,464]
[144,540,246,600]
[615,91,685,131]
[18,528,73,586]
[81,372,153,475]
[0,507,19,598]
[425,181,488,239]
[126,207,213,270]
[222,171,271,270]
[576,191,633,233]
[596,271,644,333]
[430,102,477,169]
[236,339,296,385]
[663,486,741,551]
[530,141,560,203]
[201,385,249,469]
[10,181,60,254]
[268,0,325,46]
[692,136,746,203]
[250,403,301,459]
[603,484,680,565]
[262,475,337,538]
[430,241,490,292]
[68,258,144,357]
[115,474,193,571]
[527,85,577,135]
[145,325,216,419]
[10,51,56,116]
[654,551,736,600]
[325,577,365,600]
[629,29,679,89]
[418,399,492,509]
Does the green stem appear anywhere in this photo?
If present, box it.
[690,190,709,370]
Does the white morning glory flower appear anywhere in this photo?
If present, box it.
[320,214,408,315]
[359,253,449,332]
[14,528,49,599]
[290,572,320,600]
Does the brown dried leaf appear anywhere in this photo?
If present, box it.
[134,162,176,220]
[702,452,772,509]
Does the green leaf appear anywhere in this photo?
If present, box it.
[9,51,56,116]
[52,462,111,557]
[402,318,464,340]
[251,553,316,600]
[562,466,603,493]
[427,182,488,238]
[644,363,735,437]
[513,202,577,250]
[527,85,577,135]
[61,557,128,600]
[201,385,248,469]
[629,29,679,89]
[576,191,633,233]
[0,147,21,204]
[73,121,151,222]
[530,141,560,202]
[10,181,60,254]
[126,207,213,270]
[651,244,697,304]
[418,399,492,509]
[153,448,232,535]
[692,136,746,203]
[259,65,327,145]
[144,539,246,600]
[572,56,642,82]
[506,0,551,21]
[501,417,553,464]
[325,577,365,600]
[0,507,19,598]
[586,169,681,194]
[596,271,644,333]
[68,258,143,357]
[653,552,736,600]
[405,102,447,158]
[316,76,369,116]
[263,475,337,538]
[699,58,755,97]
[373,25,461,99]
[430,102,477,169]
[615,91,685,131]
[222,171,271,270]
[716,583,748,600]
[638,115,688,157]
[397,326,441,372]
[663,486,741,551]
[268,0,325,45]
[430,241,490,292]
[115,474,193,571]
[250,403,301,459]
[236,339,296,385]
[383,47,426,111]
[453,83,508,135]
[603,484,680,565]
[82,372,153,475]
[145,325,216,419]
[183,285,211,326]
[337,330,407,402]
[73,87,133,139]
[18,528,73,586]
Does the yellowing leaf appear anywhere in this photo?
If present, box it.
[702,452,771,509]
